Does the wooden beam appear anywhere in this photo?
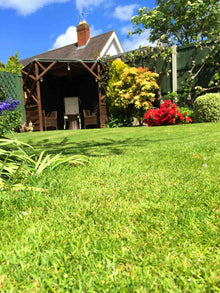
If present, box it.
[91,62,97,72]
[35,62,43,131]
[26,60,57,102]
[21,69,36,81]
[26,88,38,105]
[22,62,35,86]
[80,61,100,81]
[22,78,27,115]
[101,95,106,102]
[22,60,57,85]
[37,61,57,82]
[35,60,46,71]
[26,78,37,102]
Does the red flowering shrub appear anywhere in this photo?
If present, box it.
[144,100,192,126]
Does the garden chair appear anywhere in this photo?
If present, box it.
[42,110,58,130]
[83,109,98,129]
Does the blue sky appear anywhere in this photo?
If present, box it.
[0,0,155,65]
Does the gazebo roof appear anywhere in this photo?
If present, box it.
[21,30,114,68]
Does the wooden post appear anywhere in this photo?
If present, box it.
[34,62,43,131]
[172,45,177,93]
[97,63,107,128]
[97,63,103,128]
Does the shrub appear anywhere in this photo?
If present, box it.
[144,100,192,127]
[0,97,21,136]
[105,115,132,128]
[194,93,220,123]
[179,107,194,120]
[106,60,159,123]
[112,66,159,110]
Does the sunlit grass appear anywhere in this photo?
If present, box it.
[0,123,219,292]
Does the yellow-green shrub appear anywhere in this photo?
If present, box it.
[106,60,159,121]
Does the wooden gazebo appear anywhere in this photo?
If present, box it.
[20,22,124,131]
[21,58,107,131]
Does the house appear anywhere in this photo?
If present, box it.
[21,21,124,131]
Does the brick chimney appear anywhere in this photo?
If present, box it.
[77,21,90,47]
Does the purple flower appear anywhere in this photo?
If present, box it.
[0,97,19,114]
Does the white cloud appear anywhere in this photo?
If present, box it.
[52,26,77,49]
[75,0,104,12]
[113,4,138,21]
[122,30,154,52]
[51,25,103,49]
[0,0,70,16]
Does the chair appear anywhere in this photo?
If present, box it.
[42,110,58,130]
[26,106,40,130]
[83,109,98,129]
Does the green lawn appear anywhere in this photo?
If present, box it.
[1,123,220,292]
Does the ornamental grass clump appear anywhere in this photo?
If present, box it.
[144,100,192,126]
[0,136,86,190]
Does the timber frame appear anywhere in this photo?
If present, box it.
[21,59,107,131]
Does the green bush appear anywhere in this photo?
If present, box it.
[105,114,132,128]
[179,106,194,120]
[0,109,22,136]
[194,93,220,122]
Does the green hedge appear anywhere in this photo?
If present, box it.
[194,93,220,122]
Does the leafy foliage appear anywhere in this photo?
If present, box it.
[105,60,128,113]
[178,106,194,120]
[194,93,220,122]
[0,52,24,132]
[118,46,173,104]
[0,61,5,71]
[0,109,22,136]
[105,115,132,128]
[106,60,159,122]
[0,52,23,73]
[181,41,220,103]
[130,0,220,45]
[129,0,220,105]
[0,98,21,136]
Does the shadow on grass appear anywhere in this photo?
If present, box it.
[25,134,177,157]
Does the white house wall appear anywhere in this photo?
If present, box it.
[103,39,120,56]
[100,32,124,57]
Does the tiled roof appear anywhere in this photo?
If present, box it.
[21,30,114,68]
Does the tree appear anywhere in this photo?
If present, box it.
[5,52,23,73]
[130,0,220,104]
[0,62,5,71]
[0,52,23,74]
[130,0,220,45]
[182,41,220,102]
